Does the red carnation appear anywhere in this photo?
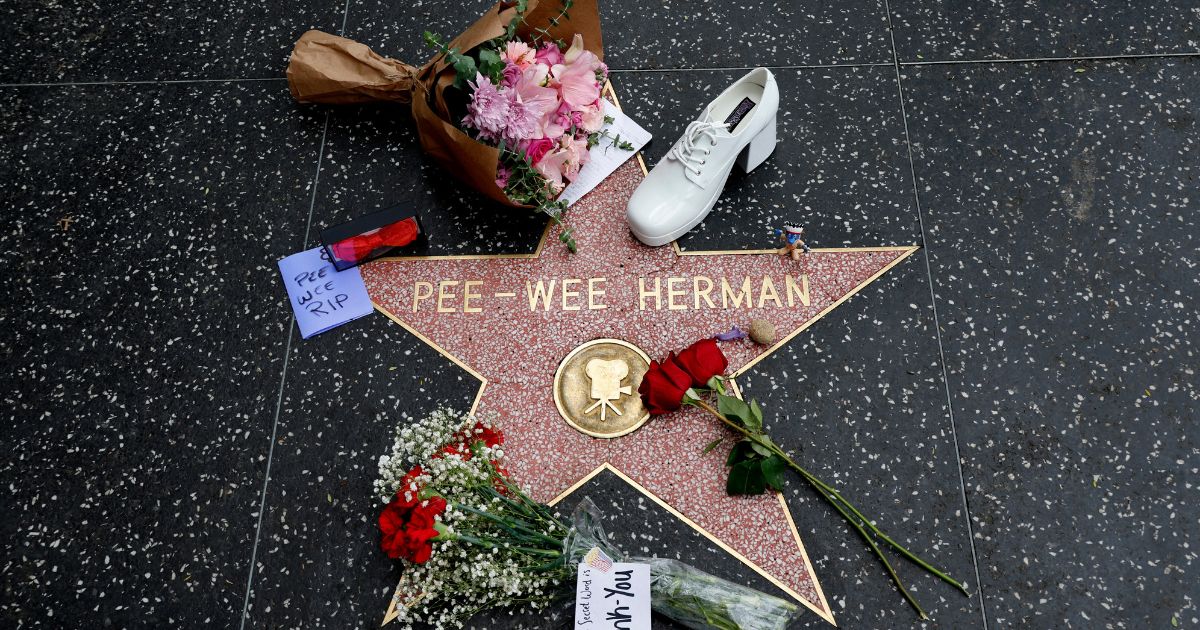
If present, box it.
[404,525,439,563]
[472,422,503,448]
[379,500,413,559]
[673,339,728,388]
[408,496,447,530]
[379,467,448,563]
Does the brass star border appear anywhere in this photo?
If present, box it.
[368,83,919,627]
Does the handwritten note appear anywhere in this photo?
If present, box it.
[278,246,373,338]
[576,550,650,630]
[559,101,653,207]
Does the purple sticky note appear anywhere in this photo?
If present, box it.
[278,246,373,338]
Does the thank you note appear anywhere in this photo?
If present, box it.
[575,548,650,630]
[278,246,373,338]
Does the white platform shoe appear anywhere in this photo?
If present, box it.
[626,67,780,246]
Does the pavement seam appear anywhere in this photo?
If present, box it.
[3,52,1195,89]
[898,50,1200,66]
[236,5,350,624]
[236,108,330,629]
[882,1,991,628]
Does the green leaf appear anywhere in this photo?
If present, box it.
[478,48,504,82]
[726,439,757,467]
[727,460,767,495]
[717,394,753,427]
[702,438,723,455]
[749,399,765,430]
[452,56,478,89]
[479,48,501,65]
[761,455,787,491]
[750,440,774,458]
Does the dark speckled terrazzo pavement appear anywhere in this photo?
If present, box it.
[2,2,1197,629]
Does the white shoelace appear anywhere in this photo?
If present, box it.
[669,120,729,176]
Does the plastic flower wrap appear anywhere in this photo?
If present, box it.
[375,408,801,630]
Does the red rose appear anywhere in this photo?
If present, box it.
[638,353,693,415]
[674,339,728,387]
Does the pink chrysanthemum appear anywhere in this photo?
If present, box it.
[504,91,544,141]
[462,73,510,138]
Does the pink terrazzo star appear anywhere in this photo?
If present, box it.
[365,154,916,626]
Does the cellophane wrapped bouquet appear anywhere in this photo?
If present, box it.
[375,408,801,629]
[288,0,623,251]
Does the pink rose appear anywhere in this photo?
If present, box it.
[535,42,564,67]
[523,137,556,165]
[500,61,522,88]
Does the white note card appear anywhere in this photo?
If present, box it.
[559,101,653,207]
[576,552,651,630]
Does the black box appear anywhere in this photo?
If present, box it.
[319,205,425,271]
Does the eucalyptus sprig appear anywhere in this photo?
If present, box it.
[499,147,578,253]
[586,116,636,153]
[529,0,573,45]
[684,376,969,620]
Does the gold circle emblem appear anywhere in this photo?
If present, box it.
[553,339,652,438]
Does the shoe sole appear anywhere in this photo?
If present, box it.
[629,122,778,247]
[629,197,719,246]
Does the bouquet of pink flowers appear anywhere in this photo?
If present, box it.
[460,37,607,190]
[288,0,622,252]
[424,7,633,252]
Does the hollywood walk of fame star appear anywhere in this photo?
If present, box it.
[363,130,916,627]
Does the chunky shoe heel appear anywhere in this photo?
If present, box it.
[626,68,780,246]
[736,116,777,173]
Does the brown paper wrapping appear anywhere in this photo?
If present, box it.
[286,0,604,207]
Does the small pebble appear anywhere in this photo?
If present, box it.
[748,319,776,345]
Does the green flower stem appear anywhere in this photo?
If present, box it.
[809,480,928,620]
[453,502,564,547]
[793,464,969,595]
[689,397,965,618]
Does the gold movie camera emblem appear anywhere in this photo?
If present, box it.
[553,339,652,438]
